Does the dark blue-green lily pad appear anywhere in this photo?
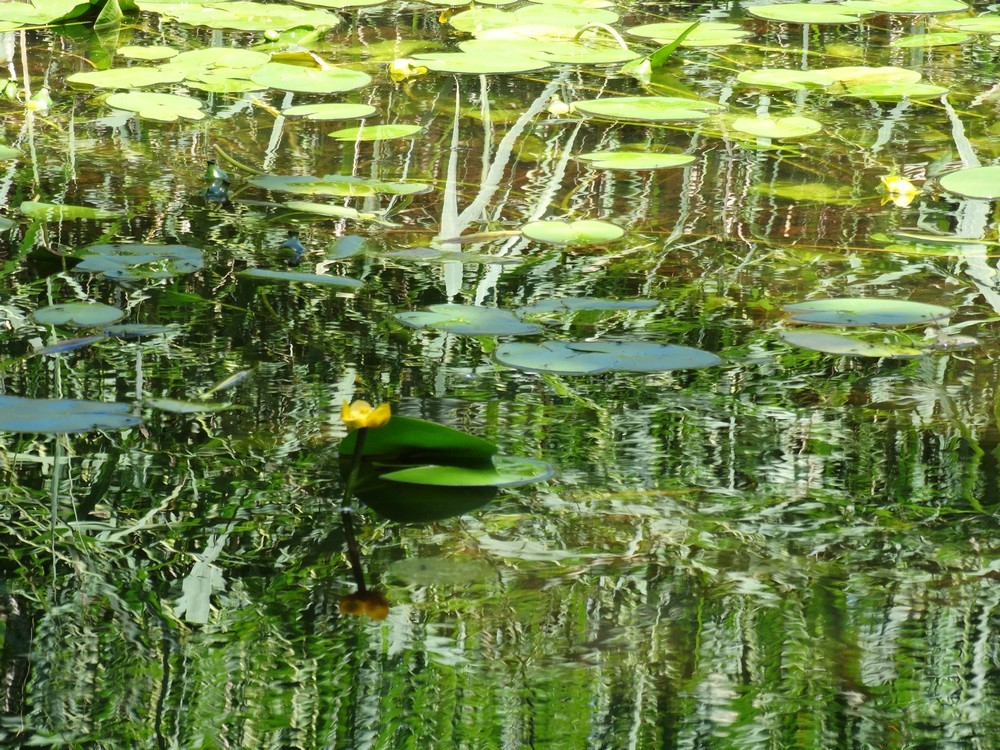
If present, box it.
[33,302,125,327]
[568,341,722,371]
[396,304,541,336]
[494,341,616,374]
[0,395,140,434]
[784,298,952,326]
[75,243,204,281]
[238,268,363,288]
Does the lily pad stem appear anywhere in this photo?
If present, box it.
[574,23,630,51]
[340,427,369,591]
[212,144,262,175]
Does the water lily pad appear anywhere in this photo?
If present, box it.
[494,341,615,374]
[67,66,186,89]
[456,38,636,65]
[755,182,857,205]
[339,415,498,462]
[238,268,363,288]
[328,124,423,141]
[822,66,922,86]
[566,341,722,372]
[20,201,119,220]
[943,15,1000,33]
[168,47,270,70]
[284,200,363,220]
[841,0,968,15]
[575,151,695,170]
[889,31,971,48]
[732,116,823,140]
[282,102,376,120]
[573,96,723,122]
[411,51,549,74]
[119,45,179,60]
[250,174,431,197]
[521,219,624,246]
[748,3,870,24]
[448,5,619,39]
[938,166,1000,200]
[0,395,140,434]
[140,1,341,31]
[250,62,370,93]
[737,69,836,91]
[519,297,658,315]
[844,82,948,100]
[75,243,204,281]
[626,21,751,47]
[779,330,924,358]
[395,304,541,335]
[784,298,952,326]
[295,0,387,6]
[145,398,238,413]
[382,456,554,487]
[33,302,125,327]
[105,92,205,122]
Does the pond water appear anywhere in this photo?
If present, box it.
[0,0,999,747]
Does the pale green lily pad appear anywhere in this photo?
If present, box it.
[238,268,363,288]
[457,38,638,64]
[0,217,15,230]
[737,69,836,91]
[184,73,265,93]
[295,0,387,8]
[748,3,869,24]
[67,66,185,89]
[395,304,541,336]
[626,21,751,47]
[20,201,119,220]
[943,15,1000,33]
[822,66,922,86]
[282,102,376,120]
[250,62,370,93]
[573,96,723,122]
[75,243,204,281]
[106,92,205,122]
[522,219,624,246]
[0,395,140,434]
[0,0,93,30]
[784,298,952,326]
[567,341,722,372]
[844,82,948,100]
[938,166,1000,200]
[841,0,968,14]
[780,330,924,358]
[33,302,125,327]
[519,297,658,314]
[889,32,971,48]
[382,456,554,487]
[284,201,362,220]
[0,145,18,160]
[410,52,549,74]
[732,116,822,140]
[328,124,423,141]
[140,1,341,31]
[250,174,431,197]
[755,182,857,205]
[145,398,238,413]
[495,341,615,374]
[119,45,179,60]
[576,151,695,170]
[448,5,619,39]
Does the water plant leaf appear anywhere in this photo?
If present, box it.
[284,200,362,220]
[139,1,342,31]
[328,124,423,141]
[784,298,952,326]
[75,243,204,280]
[779,330,924,358]
[737,69,836,90]
[573,96,724,122]
[395,304,541,335]
[339,415,498,462]
[249,62,370,93]
[0,0,93,29]
[250,174,431,196]
[67,66,186,89]
[118,45,179,60]
[411,51,549,74]
[105,92,205,121]
[754,182,857,205]
[889,32,971,48]
[167,47,270,70]
[238,268,363,288]
[0,145,18,160]
[938,166,1000,200]
[521,218,624,246]
[382,456,554,487]
[575,150,695,170]
[294,0,387,8]
[20,201,119,221]
[0,395,139,434]
[356,481,498,523]
[457,38,637,65]
[942,15,1000,33]
[33,302,125,327]
[731,116,823,140]
[494,341,616,374]
[519,297,658,315]
[566,341,722,371]
[145,398,238,413]
[448,5,619,39]
[841,0,968,14]
[626,20,750,47]
[822,66,922,86]
[282,102,376,120]
[844,81,948,100]
[748,3,870,24]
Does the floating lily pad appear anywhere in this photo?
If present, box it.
[784,298,952,326]
[566,341,722,372]
[736,69,836,91]
[748,3,869,24]
[779,330,924,358]
[938,166,1000,200]
[888,31,971,48]
[20,201,119,221]
[33,302,125,328]
[250,174,430,197]
[75,243,204,281]
[844,82,948,100]
[522,219,624,246]
[340,415,497,462]
[118,45,179,60]
[284,200,363,220]
[67,66,186,89]
[732,116,822,140]
[822,66,922,86]
[626,21,751,47]
[519,297,658,314]
[139,1,341,31]
[456,38,636,65]
[943,15,1000,33]
[295,0,387,7]
[841,0,968,15]
[328,124,423,141]
[282,102,377,120]
[0,395,140,434]
[382,456,554,487]
[238,268,363,288]
[575,150,695,170]
[106,92,205,122]
[249,62,370,93]
[145,398,238,413]
[494,341,614,374]
[448,5,619,39]
[411,51,549,74]
[573,96,723,122]
[395,304,541,335]
[168,47,271,71]
[755,182,857,205]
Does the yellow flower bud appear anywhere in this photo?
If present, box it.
[880,174,920,207]
[388,59,428,83]
[341,400,391,430]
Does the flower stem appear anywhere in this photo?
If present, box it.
[340,427,368,591]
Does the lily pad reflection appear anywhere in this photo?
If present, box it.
[0,395,140,434]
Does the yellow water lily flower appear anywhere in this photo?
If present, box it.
[341,399,391,430]
[881,173,920,207]
[547,94,572,117]
[388,59,428,83]
[339,591,390,621]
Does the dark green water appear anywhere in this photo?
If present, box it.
[0,0,998,747]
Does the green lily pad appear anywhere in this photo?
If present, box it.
[168,47,271,70]
[0,145,18,160]
[841,0,968,15]
[779,330,924,358]
[145,398,238,413]
[748,3,870,24]
[328,124,423,141]
[249,62,370,93]
[411,51,549,74]
[754,182,857,205]
[938,166,1000,200]
[573,96,724,122]
[888,32,971,48]
[282,102,377,120]
[339,415,498,462]
[943,15,1000,33]
[448,5,619,39]
[295,0,387,6]
[844,82,948,100]
[0,395,140,434]
[456,38,637,65]
[382,456,554,487]
[395,304,541,335]
[67,66,186,89]
[626,21,751,47]
[20,201,119,221]
[139,1,341,31]
[566,341,722,372]
[75,243,204,281]
[822,66,922,86]
[33,302,125,327]
[522,219,624,246]
[784,298,952,326]
[736,69,836,91]
[118,45,179,60]
[238,268,363,288]
[106,92,205,122]
[519,297,658,314]
[0,0,95,29]
[494,341,615,374]
[575,150,695,170]
[284,201,363,220]
[250,174,431,197]
[732,116,823,140]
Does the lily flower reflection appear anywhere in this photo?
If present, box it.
[881,174,920,208]
[339,591,390,621]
